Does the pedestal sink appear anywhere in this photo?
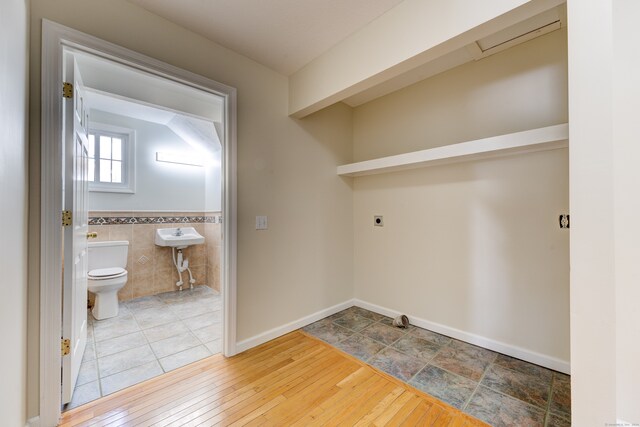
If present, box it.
[155,227,204,249]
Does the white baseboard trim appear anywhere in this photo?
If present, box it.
[26,416,40,427]
[354,299,570,374]
[235,299,355,354]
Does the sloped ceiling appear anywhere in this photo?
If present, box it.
[127,0,404,75]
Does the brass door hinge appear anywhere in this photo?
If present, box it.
[61,338,70,356]
[62,210,72,227]
[63,82,73,99]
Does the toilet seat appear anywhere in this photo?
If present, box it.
[89,267,126,280]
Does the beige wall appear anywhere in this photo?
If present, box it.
[568,0,640,424]
[1,0,29,425]
[289,0,564,117]
[27,0,354,418]
[352,29,569,362]
[613,1,640,421]
[567,0,617,424]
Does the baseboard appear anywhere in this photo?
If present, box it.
[354,299,570,374]
[235,299,355,354]
[26,416,40,427]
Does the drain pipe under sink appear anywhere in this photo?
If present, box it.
[172,247,196,291]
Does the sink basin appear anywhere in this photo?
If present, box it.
[155,227,205,249]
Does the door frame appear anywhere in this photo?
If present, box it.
[40,19,238,426]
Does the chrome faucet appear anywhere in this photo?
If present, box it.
[173,228,183,236]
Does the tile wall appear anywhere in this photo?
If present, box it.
[88,211,222,300]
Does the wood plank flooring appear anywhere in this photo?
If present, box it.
[60,331,488,426]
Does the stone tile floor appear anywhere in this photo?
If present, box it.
[303,306,571,427]
[64,285,222,411]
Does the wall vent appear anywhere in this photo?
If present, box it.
[466,6,565,61]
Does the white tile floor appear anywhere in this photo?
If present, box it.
[65,285,222,411]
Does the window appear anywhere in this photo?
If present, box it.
[88,125,135,193]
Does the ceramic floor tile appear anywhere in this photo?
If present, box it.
[150,331,202,359]
[95,331,148,358]
[82,340,96,363]
[132,305,180,329]
[197,294,222,308]
[192,323,223,343]
[76,360,98,387]
[124,295,165,312]
[159,345,212,372]
[360,322,406,346]
[143,320,191,343]
[493,354,553,382]
[481,364,551,409]
[100,360,163,396]
[65,380,101,410]
[407,327,452,347]
[374,315,396,327]
[409,365,477,409]
[185,310,221,331]
[323,309,350,322]
[92,313,141,342]
[204,339,222,354]
[302,318,334,332]
[550,373,571,416]
[392,334,442,362]
[170,299,215,320]
[342,306,386,321]
[97,344,156,378]
[335,334,386,362]
[431,341,496,381]
[156,289,201,304]
[465,386,546,427]
[367,347,426,382]
[304,322,354,344]
[333,313,374,332]
[546,412,571,427]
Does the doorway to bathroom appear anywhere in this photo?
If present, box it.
[63,55,226,408]
[39,21,237,425]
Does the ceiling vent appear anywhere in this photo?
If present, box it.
[466,6,565,60]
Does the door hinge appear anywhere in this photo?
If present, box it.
[61,338,70,356]
[62,210,72,227]
[63,82,73,99]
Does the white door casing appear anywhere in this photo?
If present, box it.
[40,21,237,426]
[61,55,90,404]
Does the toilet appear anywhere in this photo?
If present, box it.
[87,240,129,320]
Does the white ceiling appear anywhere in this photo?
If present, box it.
[128,0,405,75]
[86,90,222,153]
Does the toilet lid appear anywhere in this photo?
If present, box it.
[88,267,126,278]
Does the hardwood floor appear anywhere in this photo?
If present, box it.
[60,331,488,426]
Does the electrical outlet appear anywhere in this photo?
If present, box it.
[256,215,268,230]
[559,214,570,229]
[374,215,384,227]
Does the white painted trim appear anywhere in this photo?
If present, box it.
[26,416,40,427]
[40,20,237,426]
[235,300,355,354]
[337,123,569,177]
[354,299,571,374]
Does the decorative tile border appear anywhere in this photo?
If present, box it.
[89,215,222,226]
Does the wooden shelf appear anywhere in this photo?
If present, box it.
[337,123,569,177]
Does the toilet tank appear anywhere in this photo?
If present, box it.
[88,240,129,270]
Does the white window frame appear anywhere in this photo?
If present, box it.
[88,122,136,193]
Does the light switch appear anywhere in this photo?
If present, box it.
[256,215,268,230]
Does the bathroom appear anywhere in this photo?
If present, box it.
[65,55,226,409]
